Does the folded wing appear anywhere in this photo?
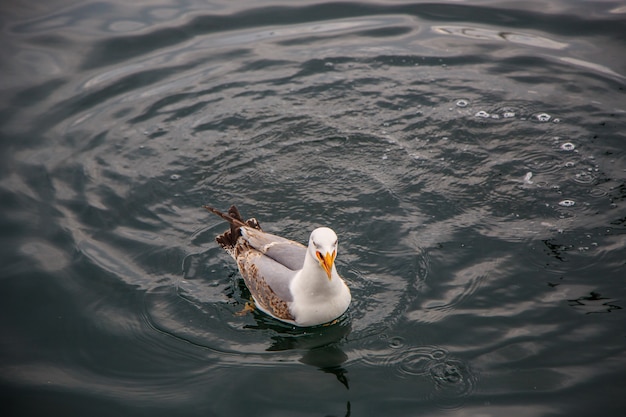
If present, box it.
[240,226,307,271]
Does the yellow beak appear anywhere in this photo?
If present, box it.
[317,250,336,280]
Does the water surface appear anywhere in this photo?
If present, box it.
[1,1,625,416]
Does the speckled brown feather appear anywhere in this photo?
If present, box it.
[204,205,295,321]
[235,247,295,321]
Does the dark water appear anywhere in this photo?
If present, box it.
[1,0,625,415]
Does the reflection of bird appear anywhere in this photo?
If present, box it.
[204,205,351,327]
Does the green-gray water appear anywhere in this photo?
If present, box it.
[1,1,625,416]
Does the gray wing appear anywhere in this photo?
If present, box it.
[234,247,297,321]
[240,226,307,271]
[250,254,297,302]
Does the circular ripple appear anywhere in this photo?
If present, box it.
[429,348,447,360]
[397,347,442,376]
[365,344,477,410]
[393,346,477,410]
[572,170,597,184]
[588,187,608,198]
[429,359,476,410]
[430,360,471,391]
[523,151,563,174]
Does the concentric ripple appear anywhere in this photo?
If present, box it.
[360,344,477,409]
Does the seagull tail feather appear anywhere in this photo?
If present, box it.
[203,205,246,227]
[203,204,262,249]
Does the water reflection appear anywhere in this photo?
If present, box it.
[241,308,353,390]
[568,291,622,314]
[300,345,350,390]
[433,25,568,49]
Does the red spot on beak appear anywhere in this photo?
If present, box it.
[317,250,336,280]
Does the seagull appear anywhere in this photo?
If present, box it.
[203,205,351,327]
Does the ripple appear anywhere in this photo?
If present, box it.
[3,0,625,414]
[429,359,476,410]
[362,337,478,408]
[388,336,405,349]
[397,347,443,376]
[433,25,568,50]
[408,257,492,324]
[20,240,70,272]
[572,170,597,184]
[362,345,477,410]
[145,282,353,355]
[523,151,563,174]
[588,187,608,198]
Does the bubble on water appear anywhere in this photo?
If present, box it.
[490,114,500,119]
[564,161,576,168]
[523,172,534,184]
[381,154,388,160]
[560,142,575,151]
[503,111,516,118]
[429,358,476,410]
[388,336,405,349]
[170,174,181,181]
[475,110,490,118]
[558,199,575,207]
[456,100,468,108]
[552,118,560,123]
[535,113,551,122]
[324,61,334,68]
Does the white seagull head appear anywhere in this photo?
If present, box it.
[308,227,338,280]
